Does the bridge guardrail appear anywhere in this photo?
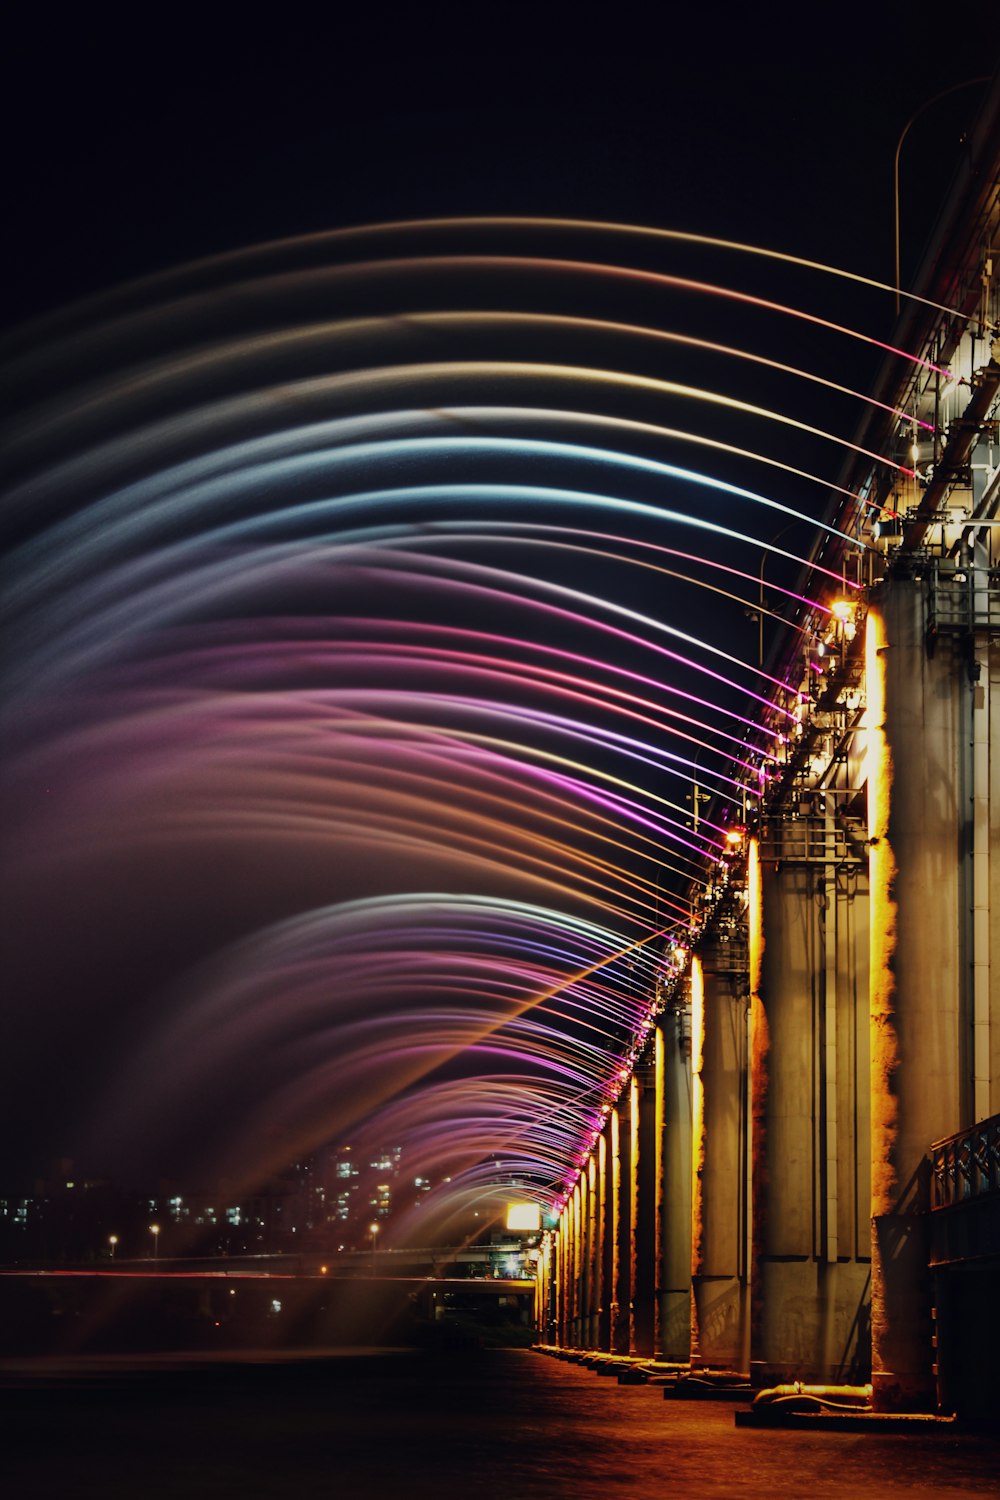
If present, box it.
[930,1113,1000,1210]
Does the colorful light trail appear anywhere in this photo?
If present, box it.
[0,216,941,1226]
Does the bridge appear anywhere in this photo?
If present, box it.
[3,57,1000,1438]
[536,73,1000,1424]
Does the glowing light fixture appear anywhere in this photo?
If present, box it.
[507,1202,541,1231]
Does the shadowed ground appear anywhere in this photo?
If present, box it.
[2,1346,998,1499]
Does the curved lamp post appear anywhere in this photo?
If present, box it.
[894,78,989,315]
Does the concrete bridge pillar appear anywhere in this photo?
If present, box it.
[584,1153,600,1348]
[570,1177,584,1347]
[537,1230,556,1342]
[987,635,1000,1115]
[748,831,871,1385]
[656,1004,692,1361]
[629,1064,658,1356]
[563,1207,575,1348]
[867,582,973,1410]
[611,1101,632,1353]
[598,1125,614,1350]
[555,1223,567,1347]
[690,952,750,1371]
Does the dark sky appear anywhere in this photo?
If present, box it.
[2,18,994,324]
[2,15,997,1193]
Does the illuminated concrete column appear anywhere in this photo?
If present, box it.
[982,623,999,1117]
[559,1214,573,1349]
[549,1227,559,1344]
[611,1102,632,1354]
[576,1170,592,1347]
[537,1232,556,1341]
[585,1153,600,1347]
[569,1179,583,1347]
[565,1221,575,1348]
[690,951,750,1371]
[748,832,871,1385]
[867,586,967,1410]
[629,1062,658,1356]
[598,1124,615,1350]
[555,1225,567,1347]
[560,1188,575,1344]
[656,1000,693,1361]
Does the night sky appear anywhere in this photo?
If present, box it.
[2,15,997,1205]
[4,19,991,320]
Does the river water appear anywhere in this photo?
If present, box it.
[2,1346,998,1499]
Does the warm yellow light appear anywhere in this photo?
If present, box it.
[830,598,853,623]
[506,1202,541,1232]
[865,607,901,1218]
[369,1221,379,1235]
[725,828,744,845]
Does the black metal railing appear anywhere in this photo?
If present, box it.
[930,1113,1000,1210]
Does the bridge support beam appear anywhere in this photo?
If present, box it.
[748,833,871,1385]
[690,953,750,1371]
[584,1153,599,1348]
[656,1005,692,1361]
[573,1174,586,1347]
[610,1103,631,1353]
[598,1125,614,1350]
[629,1066,658,1356]
[538,1230,556,1342]
[867,586,967,1410]
[575,1179,585,1347]
[978,629,998,1119]
[555,1222,567,1347]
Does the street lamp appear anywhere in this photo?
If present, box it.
[893,78,989,315]
[108,1234,118,1261]
[150,1223,160,1260]
[369,1220,379,1276]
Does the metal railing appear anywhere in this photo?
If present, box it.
[926,557,1000,642]
[757,811,866,867]
[930,1113,1000,1210]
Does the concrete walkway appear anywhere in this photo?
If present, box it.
[2,1346,998,1498]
